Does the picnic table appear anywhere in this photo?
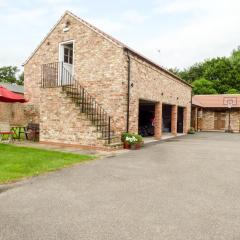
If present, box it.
[0,123,39,142]
[10,126,27,140]
[11,124,39,141]
[0,122,14,142]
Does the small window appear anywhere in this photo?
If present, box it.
[63,46,73,64]
[64,55,69,63]
[64,48,69,55]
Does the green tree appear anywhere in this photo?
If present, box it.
[226,88,239,94]
[18,72,24,85]
[202,57,239,93]
[230,46,240,65]
[192,78,217,95]
[169,46,240,94]
[180,63,205,83]
[0,66,19,84]
[168,67,181,76]
[0,66,24,85]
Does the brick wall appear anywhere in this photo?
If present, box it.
[0,101,26,126]
[225,109,240,132]
[202,109,215,130]
[24,11,192,146]
[40,88,107,146]
[201,109,240,132]
[24,12,127,137]
[128,54,192,133]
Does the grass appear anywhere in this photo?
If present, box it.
[0,144,96,184]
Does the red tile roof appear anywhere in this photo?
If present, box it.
[192,94,240,108]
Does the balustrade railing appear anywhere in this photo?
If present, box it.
[41,62,112,143]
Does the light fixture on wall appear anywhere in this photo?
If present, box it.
[63,20,70,32]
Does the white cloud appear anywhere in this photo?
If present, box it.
[87,9,148,34]
[141,0,240,68]
[121,9,148,24]
[154,0,206,14]
[0,8,47,27]
[0,0,240,71]
[0,1,87,67]
[87,17,127,33]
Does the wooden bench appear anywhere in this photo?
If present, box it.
[0,122,14,143]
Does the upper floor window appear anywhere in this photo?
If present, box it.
[64,46,73,64]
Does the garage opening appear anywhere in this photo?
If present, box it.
[138,100,155,137]
[177,106,184,133]
[162,104,172,133]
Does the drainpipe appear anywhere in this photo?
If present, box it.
[126,50,131,132]
[190,90,193,130]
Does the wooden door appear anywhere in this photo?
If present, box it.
[214,112,226,130]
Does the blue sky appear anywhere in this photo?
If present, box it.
[1,0,240,71]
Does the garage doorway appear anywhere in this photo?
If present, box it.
[177,106,184,133]
[138,100,156,137]
[162,104,172,133]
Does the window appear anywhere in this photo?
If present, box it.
[63,45,73,64]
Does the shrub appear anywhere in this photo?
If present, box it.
[188,127,195,134]
[121,132,143,145]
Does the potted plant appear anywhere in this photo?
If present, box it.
[121,132,130,149]
[131,134,143,150]
[121,132,144,150]
[188,127,195,134]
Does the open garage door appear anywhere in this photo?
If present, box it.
[177,107,184,133]
[162,104,172,133]
[138,100,155,137]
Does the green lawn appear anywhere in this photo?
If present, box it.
[0,144,96,184]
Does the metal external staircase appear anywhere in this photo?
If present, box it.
[41,62,122,148]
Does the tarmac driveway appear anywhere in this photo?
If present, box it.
[1,132,240,240]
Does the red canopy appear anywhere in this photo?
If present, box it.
[0,86,26,103]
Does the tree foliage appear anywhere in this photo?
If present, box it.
[169,47,240,95]
[192,78,217,95]
[0,66,23,85]
[18,72,24,85]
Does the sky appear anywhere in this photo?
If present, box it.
[0,0,240,71]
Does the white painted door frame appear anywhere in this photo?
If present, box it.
[58,40,74,85]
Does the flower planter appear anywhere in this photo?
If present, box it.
[122,133,143,150]
[123,142,130,149]
[130,143,141,150]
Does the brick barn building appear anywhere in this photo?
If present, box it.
[192,95,240,133]
[24,11,192,149]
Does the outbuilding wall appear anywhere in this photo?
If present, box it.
[0,101,26,126]
[196,108,240,132]
[128,54,192,133]
[24,12,127,142]
[24,11,192,146]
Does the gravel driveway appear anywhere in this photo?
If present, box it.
[0,132,240,240]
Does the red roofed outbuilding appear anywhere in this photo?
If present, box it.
[192,94,240,132]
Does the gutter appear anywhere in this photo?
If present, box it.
[123,47,192,88]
